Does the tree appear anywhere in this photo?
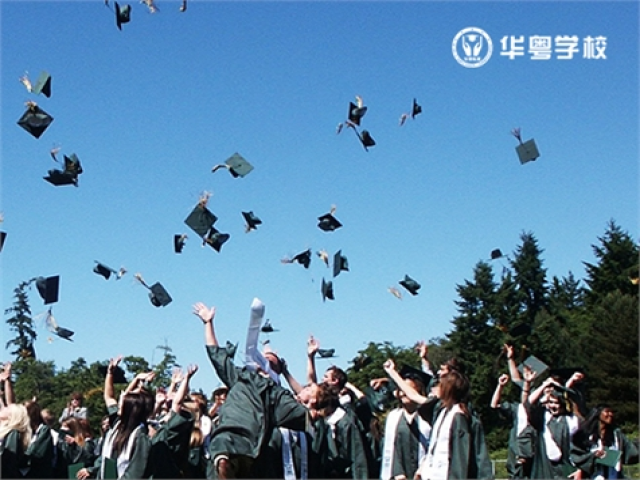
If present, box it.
[4,279,38,360]
[510,232,548,327]
[151,340,178,389]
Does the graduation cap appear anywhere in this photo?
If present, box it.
[332,250,349,278]
[317,348,337,358]
[98,364,128,384]
[411,98,422,119]
[44,154,83,187]
[93,261,126,280]
[517,355,549,379]
[511,128,540,164]
[35,275,59,304]
[261,319,278,333]
[179,0,187,11]
[44,308,74,342]
[204,228,230,252]
[282,248,312,268]
[32,71,51,98]
[212,153,254,178]
[174,234,187,253]
[184,203,218,238]
[399,275,420,296]
[321,278,334,302]
[115,2,131,30]
[318,207,342,232]
[358,130,376,151]
[17,102,53,139]
[135,274,172,307]
[242,211,262,232]
[348,99,367,126]
[399,364,432,393]
[0,231,6,253]
[490,249,504,260]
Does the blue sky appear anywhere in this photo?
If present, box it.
[1,1,637,393]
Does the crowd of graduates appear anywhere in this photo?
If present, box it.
[0,299,638,480]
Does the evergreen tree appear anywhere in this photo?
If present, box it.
[152,341,178,388]
[510,232,548,328]
[4,279,38,360]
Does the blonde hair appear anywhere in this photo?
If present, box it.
[0,404,33,450]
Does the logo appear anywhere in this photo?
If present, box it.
[452,27,493,68]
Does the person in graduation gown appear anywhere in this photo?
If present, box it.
[571,404,639,479]
[379,366,432,480]
[0,403,32,479]
[24,399,55,478]
[384,359,493,480]
[192,301,336,479]
[525,377,581,479]
[77,357,154,479]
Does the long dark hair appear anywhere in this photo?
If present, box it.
[574,404,616,449]
[112,391,151,457]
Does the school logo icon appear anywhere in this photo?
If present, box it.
[452,27,493,68]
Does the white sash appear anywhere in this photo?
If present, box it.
[380,409,404,480]
[281,428,308,480]
[516,403,529,437]
[326,407,346,438]
[543,412,562,461]
[244,298,279,383]
[419,404,461,480]
[101,422,143,478]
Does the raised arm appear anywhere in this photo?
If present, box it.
[172,365,198,413]
[0,362,15,405]
[281,358,303,394]
[416,341,433,376]
[383,358,428,405]
[193,302,218,346]
[306,335,319,385]
[528,376,557,405]
[124,371,156,396]
[520,365,536,404]
[490,374,509,409]
[104,356,123,409]
[504,344,522,383]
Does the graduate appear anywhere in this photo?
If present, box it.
[193,299,336,479]
[24,399,55,478]
[571,404,639,479]
[379,365,432,480]
[0,403,32,479]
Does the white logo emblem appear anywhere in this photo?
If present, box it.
[452,27,493,68]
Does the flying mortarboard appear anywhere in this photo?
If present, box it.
[283,248,312,268]
[321,278,334,302]
[135,273,172,307]
[44,153,83,187]
[204,228,230,252]
[212,153,254,178]
[399,364,432,391]
[32,71,52,98]
[174,234,187,253]
[35,275,60,304]
[0,231,6,253]
[411,98,422,119]
[115,2,131,30]
[44,308,74,342]
[399,275,421,296]
[511,128,540,164]
[358,130,376,151]
[347,97,367,126]
[517,355,549,379]
[93,261,126,280]
[184,203,217,238]
[242,211,262,232]
[490,249,504,260]
[318,206,342,232]
[17,102,53,139]
[332,250,349,278]
[317,348,337,358]
[261,319,278,333]
[98,364,128,384]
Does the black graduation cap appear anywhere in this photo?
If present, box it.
[17,102,53,139]
[32,71,52,98]
[490,249,504,260]
[242,211,262,232]
[149,282,172,307]
[98,365,128,384]
[0,231,6,253]
[286,248,311,269]
[318,210,342,232]
[93,261,125,280]
[174,234,187,253]
[332,250,349,278]
[358,130,376,151]
[35,275,59,304]
[317,348,337,358]
[212,153,254,178]
[411,98,422,119]
[348,99,367,126]
[261,319,278,333]
[399,275,420,296]
[52,326,74,341]
[184,203,218,238]
[115,2,131,30]
[44,154,83,187]
[44,308,74,342]
[512,128,540,164]
[321,278,334,302]
[204,228,230,252]
[399,364,432,393]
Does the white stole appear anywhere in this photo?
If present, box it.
[543,412,563,461]
[101,422,143,478]
[281,427,308,480]
[244,298,279,383]
[380,409,431,480]
[419,404,462,480]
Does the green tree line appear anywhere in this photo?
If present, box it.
[3,221,638,448]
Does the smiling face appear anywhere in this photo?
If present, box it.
[599,407,614,425]
[546,395,564,416]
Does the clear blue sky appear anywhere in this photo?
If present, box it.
[1,1,637,393]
